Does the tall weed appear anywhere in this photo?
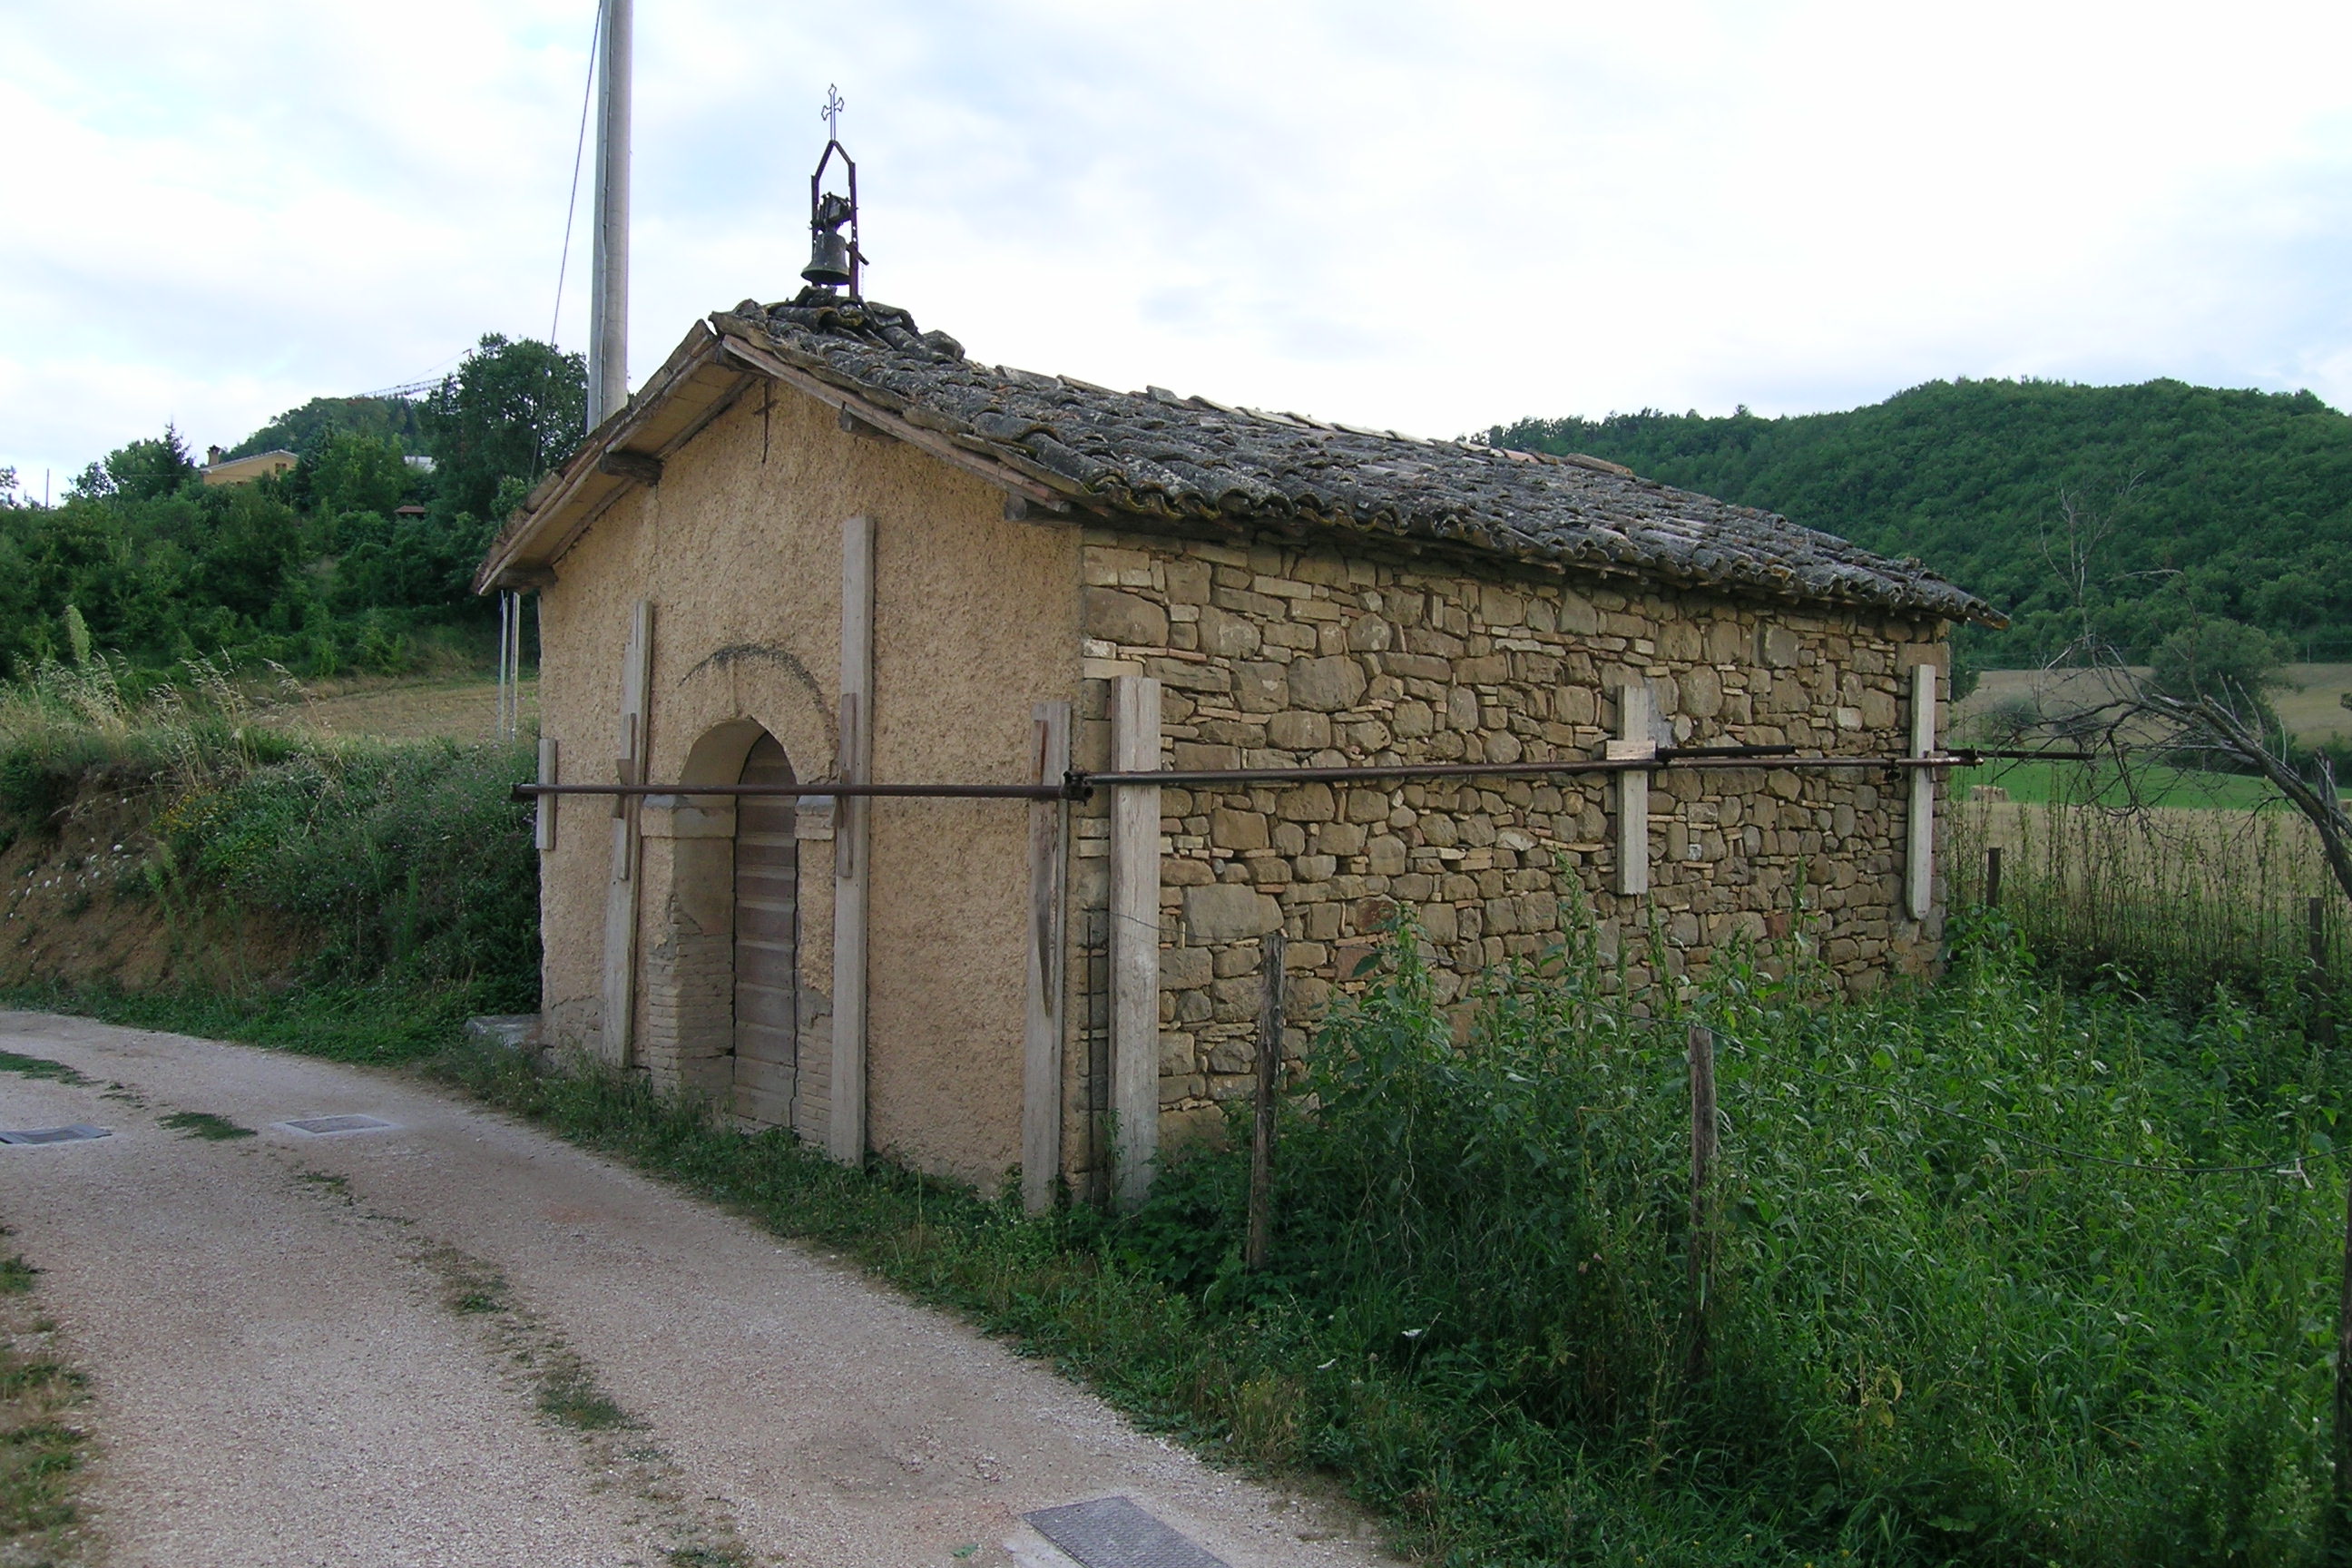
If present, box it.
[0,657,538,1008]
[1116,915,2345,1564]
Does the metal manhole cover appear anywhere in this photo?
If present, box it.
[1023,1497,1230,1568]
[279,1115,397,1136]
[0,1125,111,1145]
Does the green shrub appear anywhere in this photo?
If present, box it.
[155,739,538,1005]
[1104,917,2345,1564]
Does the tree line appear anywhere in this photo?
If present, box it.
[1492,376,2352,679]
[0,334,583,680]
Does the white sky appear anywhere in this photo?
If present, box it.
[5,0,2351,491]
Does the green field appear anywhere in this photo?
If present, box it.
[1949,759,2350,809]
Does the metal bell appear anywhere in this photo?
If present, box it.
[802,230,853,287]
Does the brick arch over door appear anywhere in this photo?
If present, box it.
[731,732,800,1126]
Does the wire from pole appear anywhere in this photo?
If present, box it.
[549,0,605,348]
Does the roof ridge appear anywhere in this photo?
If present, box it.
[693,297,2005,627]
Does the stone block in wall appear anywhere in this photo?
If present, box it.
[1210,808,1269,850]
[1267,710,1330,749]
[1681,665,1723,718]
[1275,783,1337,822]
[1197,605,1262,657]
[1289,656,1369,710]
[1164,559,1211,604]
[1162,945,1212,989]
[1087,587,1168,647]
[1319,820,1367,855]
[1184,884,1281,943]
[1759,624,1801,668]
[1234,662,1288,712]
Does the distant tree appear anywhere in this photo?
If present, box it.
[423,336,585,524]
[0,466,15,507]
[230,394,428,460]
[71,426,199,504]
[2148,617,2288,720]
[305,430,413,520]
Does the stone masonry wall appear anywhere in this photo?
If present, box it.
[1063,525,1950,1146]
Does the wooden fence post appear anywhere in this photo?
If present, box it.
[1686,1022,1717,1378]
[1984,846,2003,909]
[1245,926,1286,1272]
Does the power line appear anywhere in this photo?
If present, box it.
[551,1,604,349]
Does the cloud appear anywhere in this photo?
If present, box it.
[5,0,2352,484]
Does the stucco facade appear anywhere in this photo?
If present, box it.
[533,384,1080,1182]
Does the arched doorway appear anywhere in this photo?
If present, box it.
[731,733,800,1125]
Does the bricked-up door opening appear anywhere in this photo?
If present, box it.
[731,733,800,1125]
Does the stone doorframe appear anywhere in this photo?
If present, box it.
[636,719,770,1102]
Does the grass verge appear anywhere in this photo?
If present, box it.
[0,979,484,1068]
[0,1235,92,1565]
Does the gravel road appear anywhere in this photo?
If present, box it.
[0,1013,1395,1568]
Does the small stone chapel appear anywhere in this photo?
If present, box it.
[475,289,2003,1205]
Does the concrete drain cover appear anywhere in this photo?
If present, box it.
[1023,1497,1230,1568]
[0,1125,111,1145]
[279,1115,397,1136]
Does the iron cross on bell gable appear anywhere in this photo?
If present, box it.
[803,85,861,296]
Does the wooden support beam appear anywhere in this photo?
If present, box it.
[599,600,652,1065]
[828,515,876,1168]
[1022,701,1073,1215]
[1610,681,1656,897]
[535,738,559,852]
[838,407,897,442]
[1906,662,1938,922]
[596,449,664,486]
[1110,674,1162,1210]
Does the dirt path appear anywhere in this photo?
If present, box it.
[0,1014,1393,1568]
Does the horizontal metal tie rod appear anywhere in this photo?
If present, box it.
[512,746,2071,808]
[1081,751,1979,789]
[513,781,1067,801]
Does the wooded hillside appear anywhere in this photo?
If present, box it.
[1492,378,2352,669]
[0,335,580,680]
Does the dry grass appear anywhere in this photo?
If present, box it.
[1959,662,2352,745]
[250,676,536,743]
[1950,796,2346,994]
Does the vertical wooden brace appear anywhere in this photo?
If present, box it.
[535,738,559,852]
[1022,701,1073,1215]
[1611,681,1656,897]
[1906,662,1938,922]
[828,514,875,1168]
[599,599,652,1065]
[1110,674,1163,1210]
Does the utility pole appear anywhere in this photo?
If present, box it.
[586,0,632,433]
